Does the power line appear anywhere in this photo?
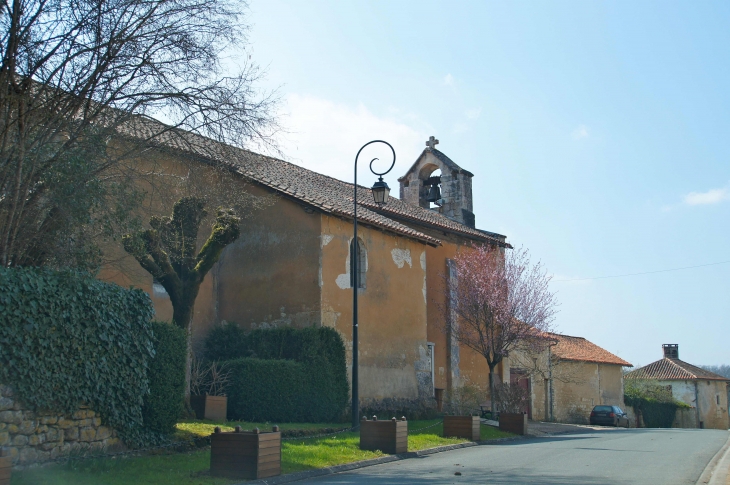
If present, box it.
[553,260,730,282]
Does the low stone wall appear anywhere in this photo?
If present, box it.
[0,385,122,466]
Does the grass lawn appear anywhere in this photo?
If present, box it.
[11,420,513,485]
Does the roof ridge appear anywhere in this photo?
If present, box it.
[119,115,507,246]
[546,332,586,340]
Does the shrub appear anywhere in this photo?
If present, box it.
[624,380,690,428]
[0,267,156,445]
[143,321,186,433]
[206,325,349,422]
[225,358,307,422]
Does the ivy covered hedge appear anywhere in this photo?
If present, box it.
[624,380,690,428]
[143,321,187,434]
[206,325,348,422]
[0,267,158,445]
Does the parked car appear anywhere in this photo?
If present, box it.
[589,405,630,427]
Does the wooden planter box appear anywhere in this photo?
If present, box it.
[210,426,281,479]
[499,412,527,435]
[191,395,227,421]
[443,415,480,441]
[360,417,408,454]
[0,449,11,485]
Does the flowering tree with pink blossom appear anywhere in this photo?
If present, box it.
[441,245,558,413]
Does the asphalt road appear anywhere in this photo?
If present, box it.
[294,428,729,485]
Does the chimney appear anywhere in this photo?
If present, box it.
[662,344,679,359]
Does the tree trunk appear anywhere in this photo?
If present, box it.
[489,366,496,415]
[172,299,195,407]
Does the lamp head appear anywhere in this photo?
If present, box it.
[371,177,390,206]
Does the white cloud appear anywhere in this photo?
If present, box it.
[443,74,455,86]
[465,108,482,120]
[271,94,429,184]
[683,185,730,206]
[571,125,589,140]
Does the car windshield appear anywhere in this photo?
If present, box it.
[594,406,613,412]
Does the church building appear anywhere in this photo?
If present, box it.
[108,128,512,410]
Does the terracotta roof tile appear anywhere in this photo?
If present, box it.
[624,358,729,381]
[119,117,510,248]
[547,332,632,367]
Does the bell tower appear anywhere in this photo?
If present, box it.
[398,136,475,227]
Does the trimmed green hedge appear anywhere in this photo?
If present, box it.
[0,267,156,445]
[143,321,187,433]
[206,325,348,422]
[225,358,307,422]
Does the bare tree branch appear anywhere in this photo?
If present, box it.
[0,0,278,268]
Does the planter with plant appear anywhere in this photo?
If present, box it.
[443,382,482,440]
[496,383,529,435]
[190,360,231,421]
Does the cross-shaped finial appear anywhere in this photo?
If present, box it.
[425,136,439,150]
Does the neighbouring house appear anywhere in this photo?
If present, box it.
[510,333,632,423]
[104,127,515,410]
[624,344,729,430]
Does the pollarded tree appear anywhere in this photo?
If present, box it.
[441,245,558,413]
[123,196,240,394]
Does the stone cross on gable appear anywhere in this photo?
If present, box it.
[425,136,439,150]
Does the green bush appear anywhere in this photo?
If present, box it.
[624,380,690,428]
[225,358,307,422]
[206,325,348,422]
[0,267,156,445]
[143,321,187,433]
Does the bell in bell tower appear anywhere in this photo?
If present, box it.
[398,136,475,227]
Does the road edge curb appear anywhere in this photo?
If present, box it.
[241,435,526,485]
[697,432,730,485]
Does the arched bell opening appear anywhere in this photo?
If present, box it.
[417,164,443,210]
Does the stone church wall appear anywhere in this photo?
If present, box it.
[0,385,121,466]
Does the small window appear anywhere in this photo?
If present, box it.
[717,395,721,405]
[350,238,366,289]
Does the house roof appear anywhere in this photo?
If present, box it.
[624,358,729,382]
[122,116,510,248]
[547,332,633,367]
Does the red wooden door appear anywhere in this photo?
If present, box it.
[510,370,532,419]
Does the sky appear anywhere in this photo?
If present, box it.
[234,0,729,367]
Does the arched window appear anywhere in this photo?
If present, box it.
[350,238,366,289]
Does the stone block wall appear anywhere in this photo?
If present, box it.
[0,385,122,466]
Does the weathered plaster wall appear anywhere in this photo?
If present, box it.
[415,227,500,397]
[529,362,625,424]
[663,379,728,430]
[319,215,429,402]
[216,184,322,330]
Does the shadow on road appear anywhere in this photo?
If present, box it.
[314,469,623,485]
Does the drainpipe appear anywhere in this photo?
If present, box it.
[694,381,702,428]
[548,345,554,421]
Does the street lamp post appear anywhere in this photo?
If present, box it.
[352,140,396,429]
